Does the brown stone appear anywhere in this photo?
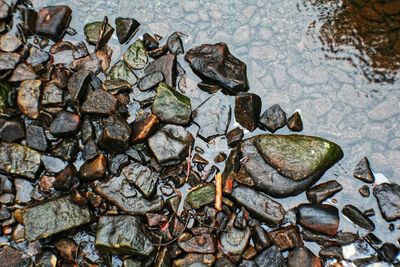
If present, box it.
[269,225,303,250]
[17,80,42,119]
[131,112,159,143]
[79,154,107,182]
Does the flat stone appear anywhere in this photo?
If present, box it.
[0,119,25,142]
[115,17,140,44]
[342,204,375,231]
[42,83,63,106]
[144,54,177,88]
[178,232,216,254]
[121,163,158,198]
[94,175,163,215]
[99,115,131,153]
[96,215,154,256]
[123,39,147,70]
[373,183,400,221]
[9,63,38,82]
[35,6,72,41]
[109,154,129,176]
[108,60,138,85]
[0,52,20,70]
[148,124,194,166]
[0,142,41,179]
[27,46,50,67]
[81,89,117,116]
[353,157,375,183]
[255,245,284,267]
[102,79,132,94]
[26,125,47,151]
[67,70,92,101]
[185,183,215,209]
[306,180,343,204]
[287,111,303,132]
[69,53,101,74]
[79,154,107,182]
[173,253,215,267]
[14,178,33,204]
[50,111,80,136]
[269,225,303,250]
[297,204,339,236]
[220,225,251,255]
[254,134,343,181]
[0,33,22,52]
[17,80,42,119]
[167,32,184,55]
[232,185,285,226]
[41,155,68,173]
[130,111,159,143]
[185,42,248,92]
[23,196,90,241]
[234,93,262,131]
[287,247,322,267]
[301,229,358,247]
[138,71,164,91]
[152,82,191,125]
[259,104,287,133]
[84,21,114,46]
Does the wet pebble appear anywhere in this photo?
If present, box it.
[178,232,216,254]
[17,80,42,119]
[123,39,147,70]
[269,224,303,250]
[102,79,131,94]
[130,111,159,143]
[167,32,184,55]
[342,204,375,231]
[79,154,107,182]
[0,33,22,52]
[319,246,343,261]
[145,54,177,88]
[185,183,215,209]
[373,183,400,221]
[108,60,138,85]
[115,17,140,44]
[297,204,339,236]
[353,157,375,183]
[81,89,117,116]
[84,20,114,46]
[99,115,131,153]
[54,164,78,191]
[234,93,262,131]
[287,111,303,132]
[0,118,25,142]
[226,127,243,147]
[359,185,370,198]
[67,69,92,101]
[41,83,64,106]
[306,180,343,204]
[14,178,33,204]
[35,6,72,40]
[41,155,68,173]
[138,71,164,91]
[49,111,80,136]
[258,104,287,133]
[287,246,322,267]
[254,245,284,267]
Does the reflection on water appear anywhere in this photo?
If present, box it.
[306,0,400,82]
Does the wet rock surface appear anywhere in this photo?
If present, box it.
[35,6,72,40]
[115,17,140,44]
[353,157,375,183]
[297,204,339,236]
[17,80,42,119]
[373,183,400,221]
[145,54,177,88]
[0,119,25,142]
[259,104,287,133]
[81,89,117,116]
[49,111,80,136]
[234,93,262,131]
[306,180,343,204]
[342,204,375,231]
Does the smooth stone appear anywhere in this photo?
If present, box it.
[35,5,72,40]
[220,225,251,255]
[167,32,184,55]
[173,253,215,267]
[287,247,322,267]
[17,80,42,119]
[50,111,80,136]
[67,69,92,101]
[42,83,63,106]
[99,115,131,153]
[359,185,370,198]
[115,17,140,44]
[178,232,216,254]
[259,104,287,133]
[0,52,20,70]
[23,196,90,241]
[231,185,285,226]
[41,155,68,173]
[193,92,231,141]
[123,39,147,70]
[353,157,375,183]
[108,60,138,85]
[27,46,50,67]
[144,54,177,88]
[14,178,33,204]
[84,21,114,45]
[143,33,159,50]
[79,154,107,182]
[319,246,343,260]
[269,225,303,250]
[0,33,22,52]
[0,119,25,142]
[373,183,400,221]
[121,163,158,198]
[130,111,159,143]
[185,183,215,209]
[0,142,41,179]
[342,204,375,231]
[185,42,248,92]
[287,111,303,132]
[102,79,132,94]
[94,175,163,215]
[54,164,78,191]
[51,138,79,162]
[138,71,164,91]
[254,134,343,181]
[234,93,262,131]
[254,245,284,267]
[81,89,117,116]
[226,127,243,148]
[301,229,359,247]
[25,125,47,151]
[306,180,343,204]
[297,204,339,236]
[152,82,191,125]
[9,63,38,82]
[148,124,194,166]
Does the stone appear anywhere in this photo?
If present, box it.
[138,71,164,91]
[167,32,184,55]
[152,82,191,125]
[234,93,262,131]
[121,163,158,198]
[373,183,400,221]
[130,111,159,143]
[0,142,41,179]
[254,134,343,181]
[231,185,285,226]
[178,233,216,254]
[50,111,80,136]
[193,92,231,140]
[69,53,102,74]
[95,215,154,256]
[54,164,78,191]
[123,39,147,70]
[23,196,90,241]
[220,225,251,255]
[82,139,97,160]
[148,45,168,59]
[226,127,243,148]
[306,180,343,204]
[0,119,25,142]
[0,247,31,266]
[9,63,38,82]
[0,52,20,70]
[102,79,132,94]
[259,104,287,133]
[14,178,33,204]
[115,17,140,44]
[26,125,47,151]
[301,229,358,247]
[342,204,375,231]
[81,89,117,116]
[269,225,303,250]
[73,41,89,59]
[109,154,129,175]
[42,83,63,106]
[41,155,68,173]
[353,157,375,183]
[144,54,177,88]
[54,238,78,262]
[67,70,92,101]
[359,185,370,198]
[27,46,50,67]
[99,115,131,153]
[185,183,215,209]
[17,80,42,119]
[84,21,114,46]
[0,33,22,52]
[254,245,284,267]
[79,154,107,182]
[185,43,248,92]
[173,253,215,267]
[0,79,12,114]
[143,33,159,50]
[287,247,322,267]
[0,174,12,194]
[108,60,138,85]
[297,204,339,236]
[148,124,194,166]
[287,111,303,132]
[35,6,72,40]
[94,175,163,215]
[319,246,343,260]
[51,138,79,162]
[0,1,10,20]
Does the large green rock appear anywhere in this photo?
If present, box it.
[254,134,343,181]
[185,183,215,209]
[123,39,147,70]
[152,82,191,125]
[23,196,90,241]
[95,215,154,256]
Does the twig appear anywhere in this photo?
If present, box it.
[215,173,222,211]
[184,146,192,182]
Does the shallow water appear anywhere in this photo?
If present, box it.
[32,0,400,263]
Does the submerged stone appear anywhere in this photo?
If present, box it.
[234,93,262,131]
[185,183,215,209]
[138,71,164,91]
[287,111,303,132]
[123,39,147,70]
[297,204,339,236]
[115,17,140,44]
[0,119,25,142]
[81,89,117,116]
[287,247,322,267]
[50,111,80,136]
[17,80,42,119]
[232,185,285,226]
[167,32,184,55]
[144,54,177,88]
[306,180,343,204]
[130,111,159,143]
[108,60,138,85]
[342,204,375,231]
[23,196,90,241]
[99,115,131,153]
[373,183,400,221]
[79,154,107,182]
[259,104,287,133]
[35,6,72,41]
[254,245,284,267]
[148,124,194,166]
[0,142,41,179]
[185,42,248,92]
[121,163,158,198]
[254,134,343,181]
[95,215,154,256]
[152,82,191,125]
[84,21,114,46]
[353,157,375,183]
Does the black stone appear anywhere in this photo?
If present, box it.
[51,138,79,162]
[251,224,271,251]
[67,70,92,101]
[234,93,262,132]
[380,243,399,263]
[138,71,164,91]
[226,127,243,148]
[144,54,177,88]
[115,17,140,44]
[0,118,25,142]
[54,164,79,191]
[254,245,284,267]
[81,89,117,116]
[353,157,375,183]
[301,229,359,247]
[143,33,159,50]
[259,104,287,133]
[342,204,375,231]
[50,111,80,136]
[82,138,98,160]
[35,6,72,41]
[167,32,184,55]
[297,204,339,236]
[99,115,131,153]
[287,111,303,132]
[359,185,370,198]
[373,183,400,221]
[306,180,343,204]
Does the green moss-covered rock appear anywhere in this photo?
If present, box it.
[0,79,12,114]
[84,21,114,45]
[254,134,343,181]
[108,60,138,85]
[152,82,191,125]
[95,215,154,256]
[185,183,215,209]
[123,39,147,70]
[23,196,90,241]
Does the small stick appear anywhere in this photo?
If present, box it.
[215,173,222,211]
